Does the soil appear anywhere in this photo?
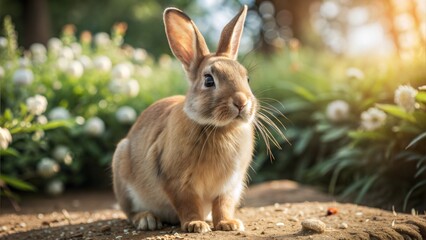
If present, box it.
[1,180,425,240]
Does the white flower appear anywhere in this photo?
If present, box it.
[32,130,45,141]
[52,145,72,165]
[75,116,85,125]
[37,115,48,124]
[30,44,47,64]
[66,60,84,78]
[0,127,12,150]
[133,48,147,62]
[124,79,140,97]
[70,42,82,58]
[37,158,60,178]
[109,78,126,94]
[52,145,68,161]
[93,56,112,72]
[13,68,34,86]
[361,107,387,130]
[112,63,132,79]
[48,107,71,120]
[79,55,92,69]
[59,46,74,60]
[0,37,7,48]
[46,180,64,195]
[394,85,418,112]
[26,94,48,115]
[116,106,137,123]
[56,58,70,71]
[0,66,4,79]
[94,32,111,47]
[326,100,350,122]
[84,117,105,136]
[30,43,47,57]
[48,38,63,55]
[346,67,364,80]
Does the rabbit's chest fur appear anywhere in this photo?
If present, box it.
[161,112,254,200]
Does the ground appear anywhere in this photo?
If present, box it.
[1,180,425,240]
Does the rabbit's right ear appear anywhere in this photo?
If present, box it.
[164,8,210,72]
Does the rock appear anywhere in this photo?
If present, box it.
[276,222,285,227]
[339,222,348,229]
[301,219,326,233]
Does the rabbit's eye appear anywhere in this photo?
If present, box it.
[204,74,215,88]
[247,77,250,83]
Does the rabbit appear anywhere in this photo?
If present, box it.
[112,5,256,233]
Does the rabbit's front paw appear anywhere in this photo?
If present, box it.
[132,211,163,231]
[215,219,244,231]
[182,220,211,233]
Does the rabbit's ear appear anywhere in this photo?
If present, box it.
[216,5,247,60]
[164,8,210,72]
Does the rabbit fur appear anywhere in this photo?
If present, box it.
[112,5,257,233]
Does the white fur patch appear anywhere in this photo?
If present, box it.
[127,184,148,213]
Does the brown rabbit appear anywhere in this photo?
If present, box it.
[112,5,256,233]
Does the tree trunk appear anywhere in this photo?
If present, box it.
[22,0,51,48]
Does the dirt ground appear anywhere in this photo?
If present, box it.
[1,180,425,240]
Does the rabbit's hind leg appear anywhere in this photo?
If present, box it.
[112,139,133,218]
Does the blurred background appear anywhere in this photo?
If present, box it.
[0,0,425,212]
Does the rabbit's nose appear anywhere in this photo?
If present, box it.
[233,92,248,112]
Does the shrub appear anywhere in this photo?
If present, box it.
[248,46,426,211]
[0,17,186,198]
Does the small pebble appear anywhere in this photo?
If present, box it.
[355,212,363,217]
[301,219,326,233]
[339,222,348,229]
[100,225,111,232]
[62,209,70,219]
[71,232,83,238]
[115,236,122,239]
[288,216,298,222]
[276,222,284,227]
[0,226,8,232]
[41,221,50,226]
[274,203,280,208]
[37,213,44,219]
[18,222,27,228]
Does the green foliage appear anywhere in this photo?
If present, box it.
[0,17,186,196]
[248,47,426,211]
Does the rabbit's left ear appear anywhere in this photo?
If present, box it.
[216,5,248,60]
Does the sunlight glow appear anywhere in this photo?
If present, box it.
[347,23,394,56]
